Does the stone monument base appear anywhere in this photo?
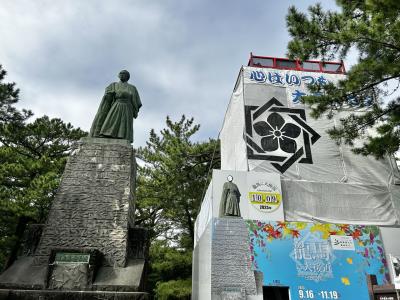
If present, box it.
[0,257,147,292]
[0,138,149,298]
[0,289,148,300]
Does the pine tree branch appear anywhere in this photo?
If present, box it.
[355,36,400,52]
[0,138,36,159]
[353,106,398,133]
[340,74,400,99]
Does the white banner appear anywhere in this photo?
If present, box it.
[244,67,346,107]
[212,169,284,221]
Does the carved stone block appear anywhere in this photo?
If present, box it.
[33,138,136,268]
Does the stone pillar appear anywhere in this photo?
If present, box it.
[211,217,257,299]
[34,138,136,268]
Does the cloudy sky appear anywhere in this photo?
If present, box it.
[0,0,339,146]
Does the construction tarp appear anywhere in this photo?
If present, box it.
[219,66,400,225]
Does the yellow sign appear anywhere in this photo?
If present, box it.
[249,192,282,206]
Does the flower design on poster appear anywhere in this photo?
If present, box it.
[346,258,353,264]
[254,112,301,153]
[246,221,307,269]
[341,277,351,285]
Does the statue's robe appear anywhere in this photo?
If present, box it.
[219,181,241,217]
[90,82,142,143]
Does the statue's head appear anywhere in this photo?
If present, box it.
[227,175,233,182]
[118,70,130,82]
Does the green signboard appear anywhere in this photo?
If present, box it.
[54,252,90,264]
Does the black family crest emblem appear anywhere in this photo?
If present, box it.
[245,97,321,173]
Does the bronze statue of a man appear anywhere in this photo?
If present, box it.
[219,175,241,217]
[89,70,142,143]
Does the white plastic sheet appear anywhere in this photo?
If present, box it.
[194,183,213,248]
[218,66,400,225]
[220,68,247,171]
[282,179,398,225]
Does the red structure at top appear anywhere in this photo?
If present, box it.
[248,53,346,74]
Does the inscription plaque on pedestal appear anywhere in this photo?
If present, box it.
[55,253,90,264]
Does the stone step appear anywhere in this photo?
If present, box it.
[0,289,148,300]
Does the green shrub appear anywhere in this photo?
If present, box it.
[155,279,191,300]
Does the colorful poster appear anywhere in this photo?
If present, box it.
[246,221,389,300]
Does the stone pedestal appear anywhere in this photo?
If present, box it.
[34,137,135,268]
[0,138,148,298]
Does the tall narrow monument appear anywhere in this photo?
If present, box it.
[0,71,148,299]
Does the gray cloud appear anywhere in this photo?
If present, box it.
[0,0,338,146]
